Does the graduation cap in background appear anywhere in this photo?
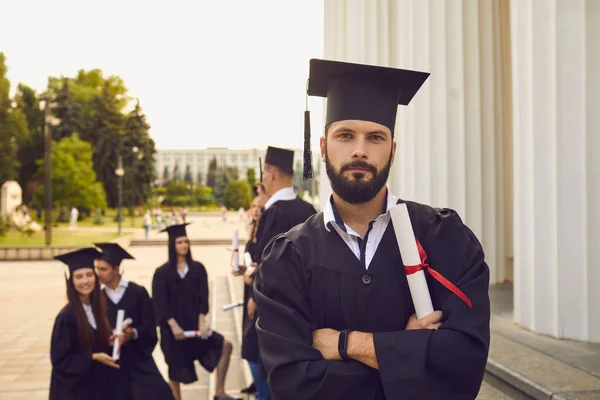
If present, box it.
[94,242,135,267]
[54,247,103,278]
[160,223,191,241]
[264,146,294,172]
[303,58,430,179]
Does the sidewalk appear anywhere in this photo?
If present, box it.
[487,283,600,399]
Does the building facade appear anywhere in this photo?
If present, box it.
[321,0,599,343]
[155,148,321,196]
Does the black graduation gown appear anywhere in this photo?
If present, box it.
[241,240,260,362]
[49,305,116,400]
[152,261,224,383]
[104,281,174,400]
[255,197,317,264]
[254,201,491,400]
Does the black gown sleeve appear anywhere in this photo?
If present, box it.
[254,237,377,400]
[151,267,173,326]
[373,209,491,399]
[255,208,291,264]
[135,285,159,357]
[196,262,209,315]
[50,309,94,385]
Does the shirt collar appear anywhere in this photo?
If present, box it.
[323,187,397,232]
[264,187,296,210]
[101,277,129,291]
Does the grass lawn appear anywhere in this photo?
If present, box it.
[0,231,120,247]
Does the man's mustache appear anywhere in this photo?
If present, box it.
[340,161,377,174]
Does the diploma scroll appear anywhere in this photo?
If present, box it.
[244,252,253,266]
[112,309,125,361]
[232,230,239,272]
[389,204,434,319]
[183,330,214,339]
[222,300,244,311]
[121,318,133,331]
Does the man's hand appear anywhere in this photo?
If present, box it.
[312,328,341,361]
[123,326,136,342]
[247,297,257,320]
[405,311,443,330]
[109,332,126,347]
[232,265,247,276]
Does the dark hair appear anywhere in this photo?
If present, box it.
[168,236,194,268]
[66,270,111,353]
[249,197,263,244]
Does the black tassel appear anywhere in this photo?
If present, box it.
[258,157,263,182]
[303,110,314,180]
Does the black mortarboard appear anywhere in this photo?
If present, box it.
[160,223,191,240]
[303,58,430,179]
[54,247,103,274]
[264,146,294,172]
[94,242,135,267]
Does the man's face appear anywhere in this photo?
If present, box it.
[96,259,119,286]
[321,120,395,204]
[175,236,190,256]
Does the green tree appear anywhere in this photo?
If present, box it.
[184,165,193,184]
[206,156,218,188]
[223,180,252,210]
[13,84,44,202]
[246,167,256,188]
[33,134,107,216]
[172,163,181,182]
[162,166,170,185]
[196,170,204,185]
[121,102,156,208]
[0,53,22,185]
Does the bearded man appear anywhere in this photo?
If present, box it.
[253,59,491,400]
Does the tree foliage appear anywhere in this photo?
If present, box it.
[223,180,252,210]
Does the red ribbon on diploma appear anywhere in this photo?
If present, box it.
[226,248,239,266]
[404,240,472,309]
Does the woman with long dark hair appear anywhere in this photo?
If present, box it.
[152,223,241,400]
[49,247,119,400]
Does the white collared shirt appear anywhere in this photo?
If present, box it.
[101,278,129,305]
[178,265,189,278]
[323,188,398,270]
[264,187,297,210]
[82,303,97,329]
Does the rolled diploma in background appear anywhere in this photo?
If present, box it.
[222,300,244,311]
[244,252,253,266]
[232,230,239,272]
[112,309,125,360]
[183,330,213,339]
[389,204,434,319]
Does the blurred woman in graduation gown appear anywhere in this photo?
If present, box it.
[235,195,271,400]
[49,247,119,400]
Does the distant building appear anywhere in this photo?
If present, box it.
[154,148,320,195]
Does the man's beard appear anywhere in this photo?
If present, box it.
[325,152,392,204]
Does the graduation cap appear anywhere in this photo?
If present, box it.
[160,223,191,240]
[54,247,103,276]
[94,242,135,267]
[264,146,294,172]
[303,58,430,179]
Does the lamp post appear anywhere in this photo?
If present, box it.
[39,95,60,246]
[115,156,124,236]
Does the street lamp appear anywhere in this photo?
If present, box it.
[39,95,60,247]
[115,156,125,236]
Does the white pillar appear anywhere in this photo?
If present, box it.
[512,0,600,342]
[322,0,510,284]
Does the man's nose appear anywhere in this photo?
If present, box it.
[351,138,368,159]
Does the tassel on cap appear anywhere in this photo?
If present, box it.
[303,80,314,180]
[258,157,263,182]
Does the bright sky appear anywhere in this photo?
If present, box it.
[1,0,325,151]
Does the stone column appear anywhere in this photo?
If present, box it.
[511,0,600,342]
[322,0,511,284]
